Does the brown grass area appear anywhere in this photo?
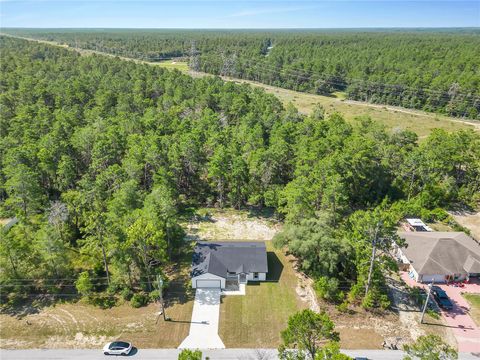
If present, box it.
[451,211,480,241]
[0,251,195,349]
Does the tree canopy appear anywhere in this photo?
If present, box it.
[0,36,479,308]
[5,28,480,118]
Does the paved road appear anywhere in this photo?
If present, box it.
[178,288,225,349]
[2,349,480,360]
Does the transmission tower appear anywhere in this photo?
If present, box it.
[189,40,200,72]
[221,52,237,77]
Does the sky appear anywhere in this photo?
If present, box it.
[1,0,479,29]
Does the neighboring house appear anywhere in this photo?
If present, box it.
[191,241,268,289]
[396,232,480,283]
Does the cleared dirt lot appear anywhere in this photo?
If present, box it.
[451,211,480,241]
[183,208,282,241]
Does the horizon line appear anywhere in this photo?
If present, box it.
[1,26,479,30]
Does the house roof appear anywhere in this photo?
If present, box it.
[191,241,268,278]
[398,232,480,276]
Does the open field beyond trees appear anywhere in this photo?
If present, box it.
[213,75,478,138]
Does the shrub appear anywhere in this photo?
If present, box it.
[89,294,117,309]
[75,271,93,297]
[426,308,440,320]
[336,300,349,313]
[178,349,202,360]
[149,290,160,303]
[378,294,390,310]
[130,292,149,308]
[314,277,343,303]
[361,292,374,310]
[120,288,133,301]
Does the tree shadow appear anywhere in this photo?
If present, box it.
[266,251,283,282]
[246,206,276,219]
[163,278,195,308]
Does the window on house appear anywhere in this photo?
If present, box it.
[253,272,259,279]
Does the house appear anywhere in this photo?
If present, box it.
[396,232,480,283]
[191,241,268,289]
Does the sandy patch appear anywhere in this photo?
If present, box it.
[450,211,480,241]
[185,211,281,241]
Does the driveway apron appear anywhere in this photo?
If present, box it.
[178,288,225,349]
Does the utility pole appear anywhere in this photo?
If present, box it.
[365,221,381,297]
[157,275,167,321]
[420,280,434,324]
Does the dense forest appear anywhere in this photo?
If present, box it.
[4,28,480,119]
[1,36,479,310]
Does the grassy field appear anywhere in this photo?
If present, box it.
[463,293,480,327]
[219,242,307,348]
[216,75,478,138]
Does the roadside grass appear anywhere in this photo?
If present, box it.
[218,242,307,348]
[463,293,480,327]
[0,248,195,349]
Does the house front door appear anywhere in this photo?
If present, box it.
[239,273,247,284]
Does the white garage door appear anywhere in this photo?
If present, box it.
[196,279,221,288]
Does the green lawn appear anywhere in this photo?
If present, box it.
[463,293,480,326]
[219,242,306,347]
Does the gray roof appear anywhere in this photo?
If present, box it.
[192,241,268,278]
[464,255,480,273]
[398,232,480,276]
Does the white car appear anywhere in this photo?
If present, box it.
[103,341,133,356]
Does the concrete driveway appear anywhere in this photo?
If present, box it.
[401,272,480,352]
[436,283,480,353]
[178,288,225,349]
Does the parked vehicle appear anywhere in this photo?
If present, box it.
[103,341,133,356]
[432,286,453,310]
